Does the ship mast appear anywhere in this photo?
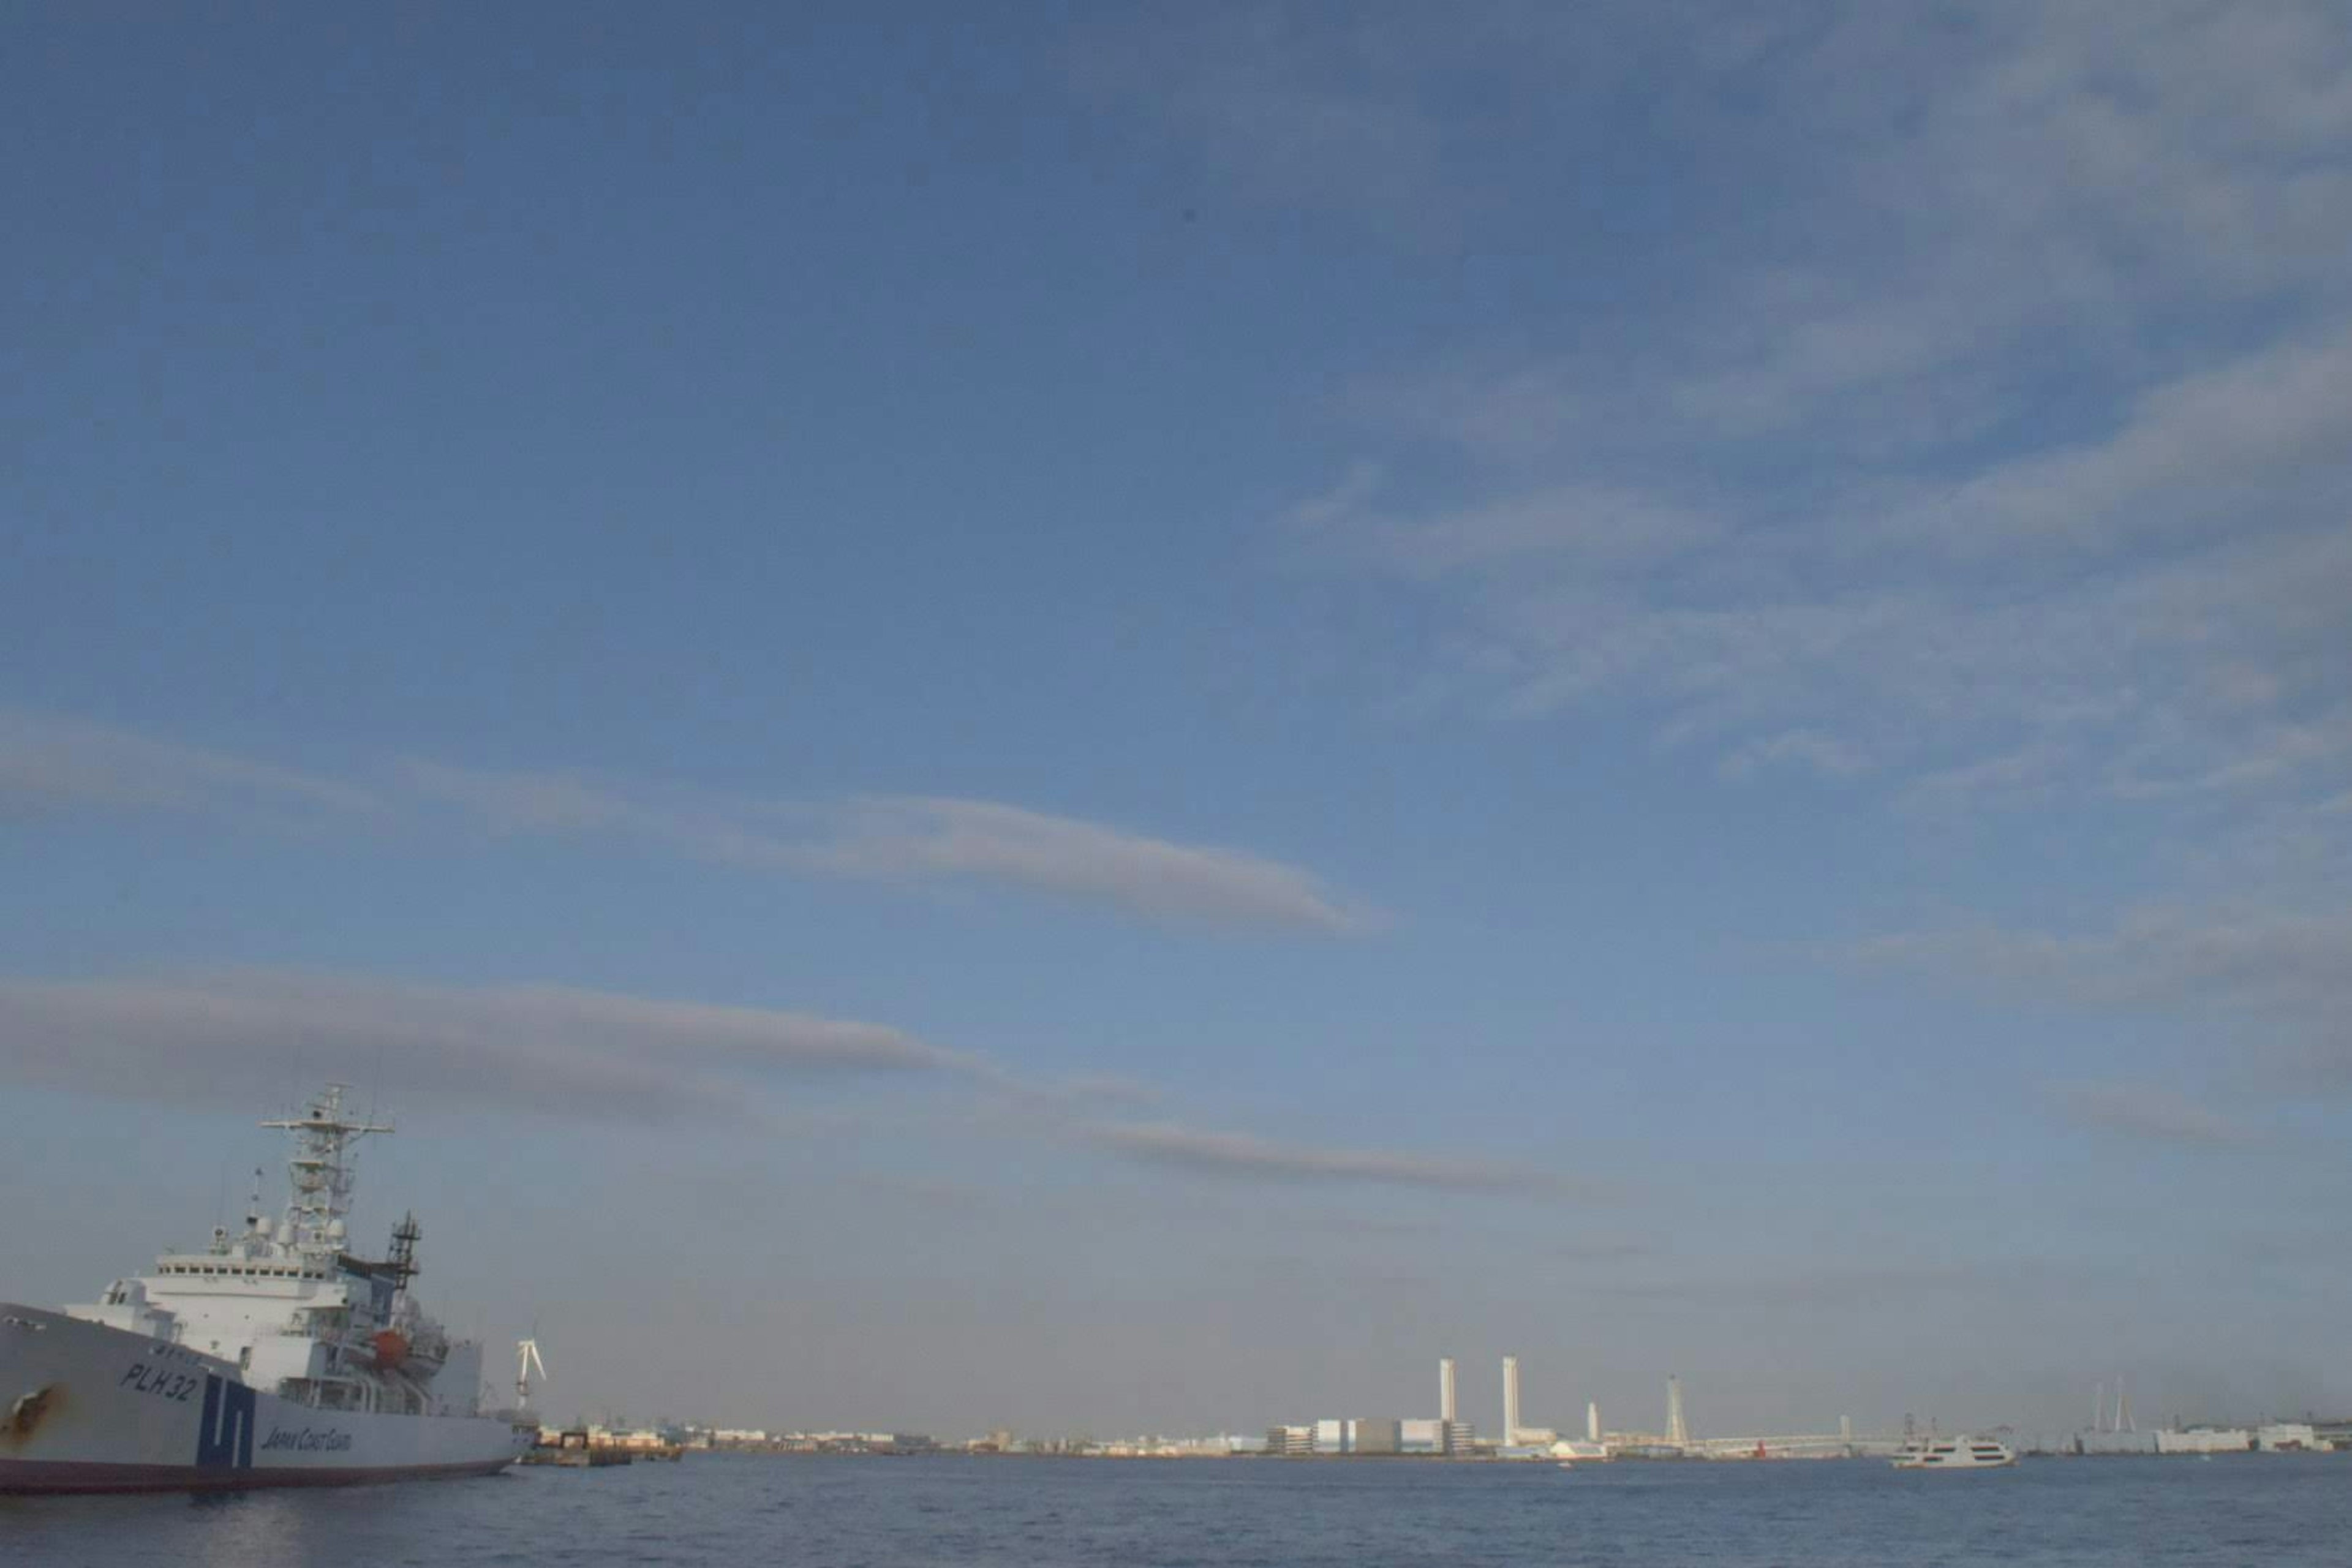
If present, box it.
[261,1083,393,1261]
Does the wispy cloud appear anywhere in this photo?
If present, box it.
[2045,1080,2255,1149]
[0,968,971,1125]
[1082,1118,1572,1194]
[1847,907,2352,1019]
[1066,10,1455,233]
[1170,4,2352,816]
[0,707,382,818]
[407,760,1376,933]
[0,969,1548,1206]
[1595,1256,2078,1308]
[0,714,1376,935]
[1291,369,2352,806]
[807,797,1374,933]
[1847,908,2352,1109]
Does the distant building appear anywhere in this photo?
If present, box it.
[1401,1418,1446,1454]
[1442,1420,1476,1455]
[1314,1418,1348,1454]
[2257,1423,2319,1452]
[2156,1427,2252,1454]
[1352,1418,1401,1456]
[1267,1425,1314,1457]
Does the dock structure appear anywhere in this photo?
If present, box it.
[521,1427,683,1466]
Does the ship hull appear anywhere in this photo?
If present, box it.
[2,1304,530,1495]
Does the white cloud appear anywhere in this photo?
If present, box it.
[1887,327,2352,559]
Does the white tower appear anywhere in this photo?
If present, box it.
[1666,1374,1688,1446]
[1502,1355,1521,1446]
[1439,1357,1457,1423]
[1588,1400,1601,1443]
[516,1338,547,1410]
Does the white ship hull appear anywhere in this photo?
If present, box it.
[2,1305,530,1494]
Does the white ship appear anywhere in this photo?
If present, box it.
[2,1086,533,1493]
[1892,1434,2018,1470]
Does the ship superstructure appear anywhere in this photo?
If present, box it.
[64,1087,480,1417]
[2,1085,527,1493]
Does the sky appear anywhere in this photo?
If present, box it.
[3,1,2349,1441]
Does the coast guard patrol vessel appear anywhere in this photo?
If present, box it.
[2,1086,532,1493]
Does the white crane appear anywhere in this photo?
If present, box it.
[516,1337,548,1411]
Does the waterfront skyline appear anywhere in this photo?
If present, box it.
[4,3,2349,1437]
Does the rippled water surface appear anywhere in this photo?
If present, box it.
[6,1453,2348,1567]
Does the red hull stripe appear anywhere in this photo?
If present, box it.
[0,1455,518,1495]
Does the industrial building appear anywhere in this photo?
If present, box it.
[2157,1427,2252,1454]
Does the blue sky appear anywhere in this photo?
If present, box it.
[4,2,2349,1439]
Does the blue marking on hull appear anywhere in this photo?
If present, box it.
[195,1376,255,1469]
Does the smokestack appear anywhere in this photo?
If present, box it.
[1667,1374,1687,1446]
[1502,1355,1521,1446]
[1587,1400,1600,1443]
[1439,1357,1457,1424]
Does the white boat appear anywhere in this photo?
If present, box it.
[2,1086,533,1494]
[1892,1435,2017,1470]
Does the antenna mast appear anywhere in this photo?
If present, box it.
[260,1082,394,1261]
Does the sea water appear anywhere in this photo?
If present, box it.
[5,1452,2346,1566]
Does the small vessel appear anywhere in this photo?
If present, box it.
[2,1086,533,1493]
[1893,1435,2018,1470]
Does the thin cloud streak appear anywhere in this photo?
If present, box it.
[0,707,383,818]
[1084,1119,1575,1194]
[0,714,1378,935]
[2045,1080,2255,1149]
[0,968,971,1126]
[404,758,1375,933]
[1845,907,2352,1017]
[0,971,1547,1204]
[1845,909,2352,1109]
[811,796,1375,933]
